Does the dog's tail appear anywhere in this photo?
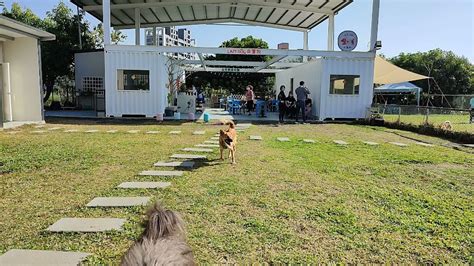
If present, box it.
[143,202,185,240]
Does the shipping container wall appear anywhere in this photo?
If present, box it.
[319,58,374,120]
[274,59,323,118]
[104,47,168,117]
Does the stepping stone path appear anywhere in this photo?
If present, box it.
[170,154,207,160]
[210,137,219,140]
[204,140,219,144]
[333,140,348,145]
[118,182,171,189]
[127,130,140,134]
[249,135,262,141]
[363,141,379,146]
[139,170,184,177]
[48,127,61,131]
[86,197,151,207]
[169,131,181,135]
[85,130,99,133]
[64,129,79,133]
[34,125,45,128]
[196,144,219,148]
[193,131,206,135]
[146,131,160,134]
[32,130,46,134]
[154,161,195,168]
[303,139,316,143]
[277,137,290,142]
[47,218,126,232]
[107,130,118,133]
[415,142,434,147]
[182,147,213,153]
[389,142,408,147]
[0,249,90,266]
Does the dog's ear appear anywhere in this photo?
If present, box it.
[220,129,225,135]
[144,202,185,240]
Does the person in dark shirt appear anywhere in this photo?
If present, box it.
[286,91,296,120]
[277,85,287,123]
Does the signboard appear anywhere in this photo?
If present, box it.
[337,31,358,51]
[226,48,262,55]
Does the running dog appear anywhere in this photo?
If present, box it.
[121,202,195,266]
[219,120,238,164]
[439,121,453,131]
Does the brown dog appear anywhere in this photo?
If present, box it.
[219,120,237,164]
[121,202,195,266]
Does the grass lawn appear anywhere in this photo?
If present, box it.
[0,122,473,264]
[384,114,473,133]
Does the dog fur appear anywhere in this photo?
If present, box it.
[219,120,238,164]
[121,202,195,266]
[439,120,453,131]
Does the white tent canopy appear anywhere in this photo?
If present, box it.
[374,56,429,85]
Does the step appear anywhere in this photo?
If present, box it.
[0,249,90,266]
[117,182,171,189]
[193,131,206,135]
[302,139,316,143]
[182,148,213,153]
[249,135,262,140]
[196,144,219,148]
[169,131,182,135]
[277,137,290,142]
[146,131,160,134]
[86,197,151,207]
[363,141,379,146]
[127,130,140,134]
[170,154,207,160]
[389,142,408,147]
[154,161,195,168]
[333,140,348,145]
[139,170,184,177]
[47,218,126,232]
[204,140,219,144]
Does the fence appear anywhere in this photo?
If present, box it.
[373,104,473,134]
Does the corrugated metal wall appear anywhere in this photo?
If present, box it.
[320,57,374,120]
[105,47,168,117]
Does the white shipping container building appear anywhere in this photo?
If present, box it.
[72,0,381,121]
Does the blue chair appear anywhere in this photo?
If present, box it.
[230,100,241,115]
[255,100,266,117]
[271,99,279,112]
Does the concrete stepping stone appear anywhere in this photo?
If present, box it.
[107,130,118,133]
[210,137,219,140]
[48,127,61,131]
[303,139,316,143]
[182,147,213,153]
[363,141,379,146]
[0,249,90,266]
[118,182,171,189]
[193,131,206,135]
[32,130,46,134]
[64,129,79,133]
[170,154,207,160]
[139,170,184,177]
[277,137,290,142]
[204,140,219,144]
[127,130,140,134]
[146,131,160,134]
[389,142,408,147]
[86,197,151,207]
[333,140,348,145]
[169,131,181,135]
[47,218,125,232]
[154,161,195,168]
[237,123,251,127]
[463,144,474,148]
[214,133,220,137]
[85,130,99,133]
[249,135,262,140]
[415,142,434,147]
[196,144,219,148]
[34,125,45,128]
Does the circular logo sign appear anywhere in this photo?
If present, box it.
[338,30,358,51]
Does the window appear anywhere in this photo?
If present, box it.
[329,75,360,95]
[117,70,149,91]
[82,77,103,93]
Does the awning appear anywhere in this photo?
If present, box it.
[0,15,55,41]
[374,56,429,84]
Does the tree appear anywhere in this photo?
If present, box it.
[390,49,474,95]
[206,36,270,62]
[91,23,127,47]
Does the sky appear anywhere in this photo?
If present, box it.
[4,0,474,62]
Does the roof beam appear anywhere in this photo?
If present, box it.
[183,60,304,68]
[254,55,287,72]
[198,53,207,71]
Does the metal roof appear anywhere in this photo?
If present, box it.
[0,15,55,41]
[71,0,352,32]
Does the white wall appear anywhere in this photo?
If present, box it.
[105,46,168,117]
[320,58,374,120]
[75,51,105,91]
[275,59,323,117]
[3,37,42,122]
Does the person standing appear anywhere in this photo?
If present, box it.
[277,85,287,123]
[245,85,255,116]
[295,81,310,123]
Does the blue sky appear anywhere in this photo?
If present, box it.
[4,0,474,62]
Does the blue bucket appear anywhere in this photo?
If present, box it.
[204,113,210,123]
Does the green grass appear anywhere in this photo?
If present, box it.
[1,122,473,264]
[384,114,473,133]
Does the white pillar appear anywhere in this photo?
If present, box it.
[327,14,334,51]
[102,0,111,45]
[152,26,157,46]
[370,0,380,51]
[135,8,141,46]
[303,31,309,62]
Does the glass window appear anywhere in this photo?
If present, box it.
[329,75,360,95]
[117,70,150,91]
